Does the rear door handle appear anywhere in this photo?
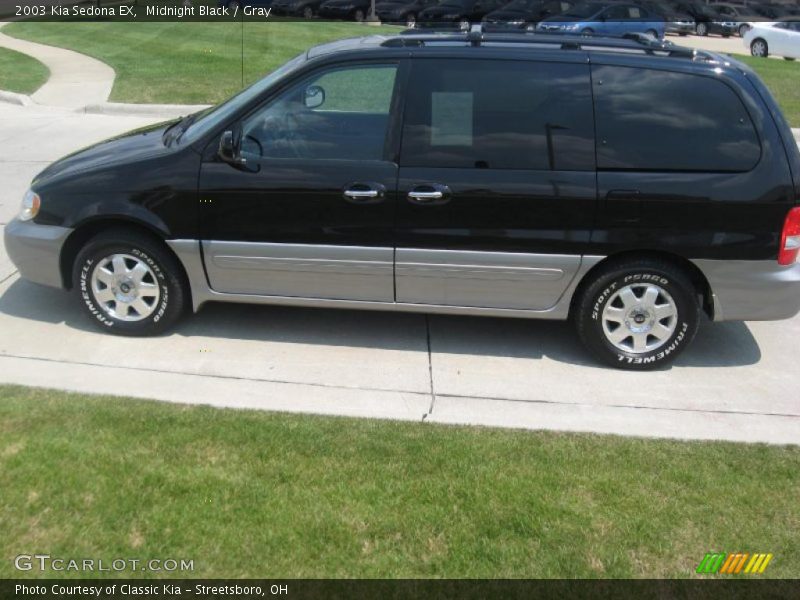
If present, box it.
[343,182,386,204]
[407,184,451,205]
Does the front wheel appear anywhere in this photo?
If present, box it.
[738,24,749,37]
[695,21,707,36]
[73,230,188,336]
[751,38,768,57]
[574,260,700,370]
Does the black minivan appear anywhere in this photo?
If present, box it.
[5,30,800,370]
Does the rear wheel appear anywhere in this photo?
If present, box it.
[696,21,707,36]
[751,38,768,57]
[73,230,187,336]
[574,259,700,370]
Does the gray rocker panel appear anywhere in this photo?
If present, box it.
[169,240,604,319]
[396,248,583,310]
[202,241,394,302]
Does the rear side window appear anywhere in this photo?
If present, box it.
[400,59,595,171]
[593,65,760,172]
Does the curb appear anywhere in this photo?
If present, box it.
[0,90,33,106]
[81,102,212,118]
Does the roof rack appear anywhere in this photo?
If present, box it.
[381,23,717,61]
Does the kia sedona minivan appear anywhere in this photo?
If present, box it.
[5,29,800,370]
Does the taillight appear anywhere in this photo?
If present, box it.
[778,206,800,266]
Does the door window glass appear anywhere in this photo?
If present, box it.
[400,59,595,171]
[241,64,397,161]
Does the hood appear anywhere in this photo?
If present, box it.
[485,7,531,19]
[33,120,177,188]
[540,14,583,22]
[421,4,465,16]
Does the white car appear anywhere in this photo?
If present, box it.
[744,19,800,60]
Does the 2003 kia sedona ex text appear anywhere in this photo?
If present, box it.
[6,29,800,370]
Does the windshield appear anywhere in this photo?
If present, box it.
[179,52,307,145]
[563,2,604,18]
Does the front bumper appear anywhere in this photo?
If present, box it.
[3,219,71,289]
[693,259,800,321]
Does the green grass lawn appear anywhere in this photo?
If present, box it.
[0,46,49,95]
[735,55,800,127]
[3,22,400,105]
[1,385,798,579]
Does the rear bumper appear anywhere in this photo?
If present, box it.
[693,259,800,321]
[3,219,71,289]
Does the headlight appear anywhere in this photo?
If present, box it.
[19,190,41,222]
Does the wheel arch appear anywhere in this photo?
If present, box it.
[570,250,714,320]
[59,218,191,306]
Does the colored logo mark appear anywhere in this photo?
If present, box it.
[696,552,773,575]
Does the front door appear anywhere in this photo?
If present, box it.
[198,62,401,302]
[395,58,597,310]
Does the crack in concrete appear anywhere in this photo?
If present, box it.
[422,315,436,421]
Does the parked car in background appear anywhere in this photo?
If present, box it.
[710,2,763,37]
[639,0,694,35]
[417,0,509,29]
[318,0,372,20]
[219,0,273,9]
[745,18,800,59]
[537,2,665,39]
[375,0,440,27]
[270,0,323,16]
[664,0,714,35]
[482,0,573,31]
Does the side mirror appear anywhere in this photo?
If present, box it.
[218,128,245,166]
[303,85,325,109]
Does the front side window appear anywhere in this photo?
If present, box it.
[400,59,595,171]
[241,64,397,161]
[593,65,760,172]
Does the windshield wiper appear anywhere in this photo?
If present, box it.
[162,113,199,146]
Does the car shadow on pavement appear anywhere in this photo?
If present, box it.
[0,278,761,368]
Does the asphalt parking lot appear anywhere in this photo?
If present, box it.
[1,102,799,445]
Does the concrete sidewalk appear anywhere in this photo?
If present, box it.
[0,102,799,446]
[0,22,114,108]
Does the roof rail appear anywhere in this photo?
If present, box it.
[380,29,717,61]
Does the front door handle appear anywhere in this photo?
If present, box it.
[407,184,451,205]
[343,182,386,204]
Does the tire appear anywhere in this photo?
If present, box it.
[302,5,314,17]
[750,38,768,58]
[73,229,187,336]
[696,21,707,36]
[405,12,416,27]
[738,24,749,37]
[574,259,700,370]
[353,8,365,21]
